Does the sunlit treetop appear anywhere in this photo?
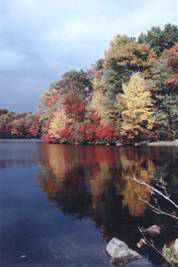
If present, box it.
[105,35,156,75]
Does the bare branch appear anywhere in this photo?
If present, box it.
[139,197,178,220]
[138,227,169,263]
[131,176,178,210]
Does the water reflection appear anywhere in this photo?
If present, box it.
[38,145,152,215]
[37,144,178,245]
[119,148,154,216]
[1,140,177,266]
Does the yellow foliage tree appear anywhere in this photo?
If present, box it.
[120,73,154,131]
[49,108,72,139]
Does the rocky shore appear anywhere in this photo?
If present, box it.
[106,237,178,267]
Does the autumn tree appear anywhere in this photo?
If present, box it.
[0,111,40,139]
[37,24,178,145]
[91,35,156,128]
[89,90,110,125]
[48,107,72,142]
[38,85,62,140]
[162,43,178,89]
[64,92,85,122]
[119,73,154,143]
[104,35,156,92]
[38,88,61,119]
[27,114,41,138]
[0,112,14,138]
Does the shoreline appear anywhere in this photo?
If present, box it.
[148,139,178,146]
[1,138,178,147]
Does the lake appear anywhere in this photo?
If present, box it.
[0,140,177,267]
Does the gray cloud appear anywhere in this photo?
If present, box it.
[0,0,177,112]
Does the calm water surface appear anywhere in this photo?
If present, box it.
[0,140,178,267]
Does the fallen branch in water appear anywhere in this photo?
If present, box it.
[138,227,169,263]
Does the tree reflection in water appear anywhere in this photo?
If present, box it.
[120,147,154,216]
[37,144,178,248]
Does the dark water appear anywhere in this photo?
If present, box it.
[0,140,177,267]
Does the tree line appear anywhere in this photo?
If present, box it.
[1,24,178,144]
[0,109,41,139]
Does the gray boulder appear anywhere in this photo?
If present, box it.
[106,238,143,266]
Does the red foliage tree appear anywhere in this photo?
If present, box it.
[88,112,100,124]
[162,44,178,88]
[47,90,60,107]
[64,93,85,122]
[41,117,53,142]
[29,118,41,138]
[80,124,97,142]
[95,124,116,144]
[59,126,73,140]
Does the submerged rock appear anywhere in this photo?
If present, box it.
[125,259,155,267]
[106,238,142,266]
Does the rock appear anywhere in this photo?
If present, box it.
[106,238,142,266]
[140,225,162,237]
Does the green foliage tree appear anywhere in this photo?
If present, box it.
[148,56,178,139]
[138,24,178,57]
[54,70,93,99]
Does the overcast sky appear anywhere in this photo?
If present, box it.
[0,0,177,112]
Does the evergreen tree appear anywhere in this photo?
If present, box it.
[138,24,178,57]
[149,55,178,139]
